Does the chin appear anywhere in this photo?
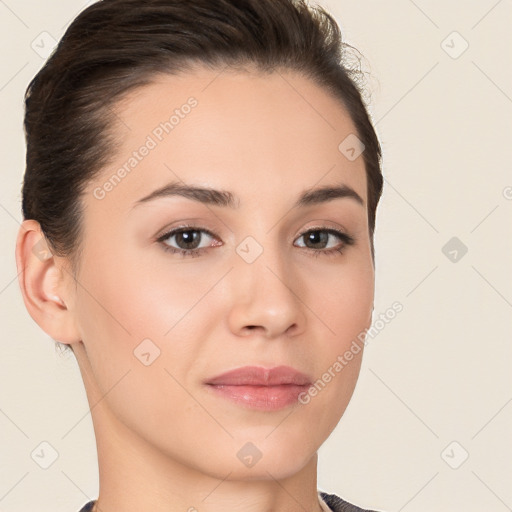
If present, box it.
[181,435,317,482]
[231,436,317,480]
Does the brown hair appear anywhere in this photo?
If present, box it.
[22,0,383,276]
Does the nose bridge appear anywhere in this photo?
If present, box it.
[235,229,289,292]
[226,229,306,337]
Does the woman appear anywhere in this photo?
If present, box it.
[15,0,384,510]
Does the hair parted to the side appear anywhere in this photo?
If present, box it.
[21,0,383,352]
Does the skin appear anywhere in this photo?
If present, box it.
[16,66,375,512]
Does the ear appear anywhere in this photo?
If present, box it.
[15,219,81,344]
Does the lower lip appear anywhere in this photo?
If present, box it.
[205,384,310,411]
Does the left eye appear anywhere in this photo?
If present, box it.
[295,229,348,250]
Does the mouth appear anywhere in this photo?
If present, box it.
[204,365,312,411]
[205,365,312,386]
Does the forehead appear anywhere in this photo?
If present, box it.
[91,66,367,210]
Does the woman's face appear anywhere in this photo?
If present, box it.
[68,66,374,480]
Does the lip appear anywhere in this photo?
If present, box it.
[205,365,312,386]
[204,365,312,411]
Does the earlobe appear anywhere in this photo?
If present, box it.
[15,219,81,344]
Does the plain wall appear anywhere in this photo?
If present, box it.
[0,1,511,511]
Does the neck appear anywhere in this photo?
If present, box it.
[91,409,323,512]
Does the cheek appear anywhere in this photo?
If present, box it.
[314,257,374,345]
[72,251,191,395]
[72,256,204,446]
[73,245,222,402]
[75,247,211,343]
[300,258,373,423]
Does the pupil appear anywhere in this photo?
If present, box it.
[177,230,200,249]
[307,231,327,248]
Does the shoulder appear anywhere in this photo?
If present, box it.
[77,501,95,512]
[320,491,384,512]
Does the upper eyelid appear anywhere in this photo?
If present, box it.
[157,225,215,239]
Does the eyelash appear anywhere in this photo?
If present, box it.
[156,224,355,259]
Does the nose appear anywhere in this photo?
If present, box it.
[226,243,307,339]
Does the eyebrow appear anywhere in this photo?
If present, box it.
[132,181,364,210]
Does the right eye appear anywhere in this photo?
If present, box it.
[157,226,220,257]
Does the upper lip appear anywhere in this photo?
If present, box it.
[205,365,312,386]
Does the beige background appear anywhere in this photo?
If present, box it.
[1,1,511,511]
